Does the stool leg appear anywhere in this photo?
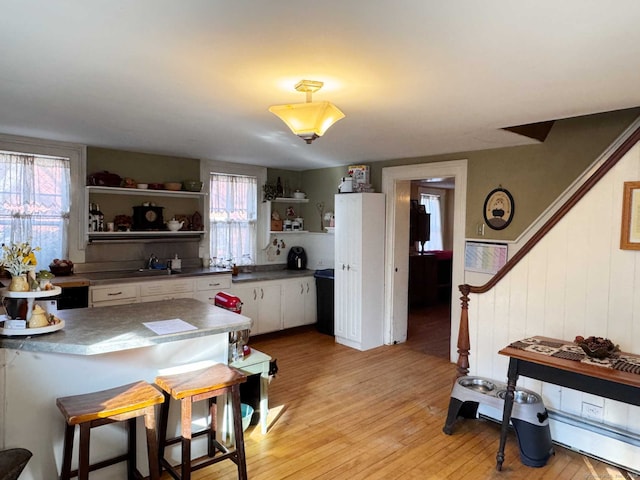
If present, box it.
[181,398,192,480]
[78,422,91,480]
[126,417,137,480]
[230,384,248,480]
[207,397,217,458]
[60,424,75,480]
[144,405,161,480]
[157,391,171,474]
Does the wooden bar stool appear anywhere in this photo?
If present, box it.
[155,363,248,480]
[56,380,164,480]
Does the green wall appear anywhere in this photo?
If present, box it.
[87,108,640,241]
[292,108,640,237]
[87,147,200,184]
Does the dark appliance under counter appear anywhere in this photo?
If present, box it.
[41,284,89,313]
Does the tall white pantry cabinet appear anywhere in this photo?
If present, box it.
[334,192,385,351]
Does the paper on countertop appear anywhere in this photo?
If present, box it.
[143,319,197,335]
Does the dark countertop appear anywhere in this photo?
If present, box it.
[51,266,315,286]
[231,268,314,283]
[0,298,251,355]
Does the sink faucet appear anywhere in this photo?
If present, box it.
[146,253,158,269]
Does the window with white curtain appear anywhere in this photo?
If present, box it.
[209,172,257,266]
[0,150,71,267]
[420,193,443,251]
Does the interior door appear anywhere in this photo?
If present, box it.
[390,180,411,343]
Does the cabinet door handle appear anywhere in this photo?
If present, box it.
[300,284,304,294]
[210,282,221,287]
[307,283,309,293]
[253,289,257,301]
[347,264,351,271]
[107,291,123,296]
[260,288,264,299]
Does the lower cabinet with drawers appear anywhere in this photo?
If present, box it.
[192,275,233,304]
[89,273,317,336]
[89,283,139,307]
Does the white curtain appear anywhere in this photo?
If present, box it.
[209,173,257,266]
[0,151,70,267]
[420,193,443,251]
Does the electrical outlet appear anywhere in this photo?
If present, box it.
[582,402,604,422]
[476,223,485,236]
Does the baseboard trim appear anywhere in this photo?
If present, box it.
[477,403,640,474]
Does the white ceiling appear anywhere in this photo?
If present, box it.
[1,1,640,171]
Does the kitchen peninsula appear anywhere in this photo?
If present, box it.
[0,298,251,480]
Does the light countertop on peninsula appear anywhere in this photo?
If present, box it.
[0,298,251,355]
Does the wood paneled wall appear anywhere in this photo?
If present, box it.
[466,143,640,466]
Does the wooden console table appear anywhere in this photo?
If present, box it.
[496,336,640,471]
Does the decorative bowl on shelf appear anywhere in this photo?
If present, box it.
[182,180,203,192]
[136,183,148,189]
[49,260,73,276]
[148,183,164,190]
[164,182,182,191]
[574,335,620,359]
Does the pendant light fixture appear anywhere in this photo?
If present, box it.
[269,80,345,144]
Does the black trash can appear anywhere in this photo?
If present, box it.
[314,269,334,336]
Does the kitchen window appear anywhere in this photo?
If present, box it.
[209,172,257,266]
[0,150,71,267]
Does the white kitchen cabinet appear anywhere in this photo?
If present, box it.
[230,281,282,335]
[90,284,139,307]
[90,278,196,307]
[192,275,233,304]
[282,277,316,328]
[139,278,195,302]
[334,193,385,350]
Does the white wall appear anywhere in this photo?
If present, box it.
[465,142,640,470]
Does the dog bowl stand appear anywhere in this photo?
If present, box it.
[443,376,554,467]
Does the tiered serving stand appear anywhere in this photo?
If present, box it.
[0,286,64,336]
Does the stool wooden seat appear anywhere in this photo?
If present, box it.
[155,363,248,480]
[56,380,164,480]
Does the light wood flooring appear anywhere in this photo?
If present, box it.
[165,306,636,480]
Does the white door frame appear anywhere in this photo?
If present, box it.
[381,160,467,361]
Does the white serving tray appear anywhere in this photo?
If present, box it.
[0,286,61,298]
[0,316,64,336]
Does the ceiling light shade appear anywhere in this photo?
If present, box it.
[269,80,345,144]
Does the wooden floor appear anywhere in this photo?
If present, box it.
[166,306,636,480]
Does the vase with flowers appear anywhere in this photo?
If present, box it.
[0,242,40,292]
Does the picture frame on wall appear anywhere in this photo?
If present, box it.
[483,187,514,230]
[620,181,640,250]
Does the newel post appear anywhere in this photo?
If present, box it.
[456,284,471,378]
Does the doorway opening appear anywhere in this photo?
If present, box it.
[381,160,467,362]
[406,178,455,358]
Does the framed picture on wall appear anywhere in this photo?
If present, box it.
[620,181,640,250]
[483,187,514,230]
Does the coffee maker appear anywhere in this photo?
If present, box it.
[287,246,307,270]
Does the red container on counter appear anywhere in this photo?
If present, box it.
[214,292,243,314]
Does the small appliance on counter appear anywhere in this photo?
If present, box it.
[287,246,307,270]
[214,292,242,313]
[338,176,353,193]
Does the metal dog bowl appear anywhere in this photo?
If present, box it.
[458,377,495,394]
[497,389,540,404]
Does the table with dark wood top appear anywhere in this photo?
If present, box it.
[496,336,640,471]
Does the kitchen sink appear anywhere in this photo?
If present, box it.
[131,268,172,277]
